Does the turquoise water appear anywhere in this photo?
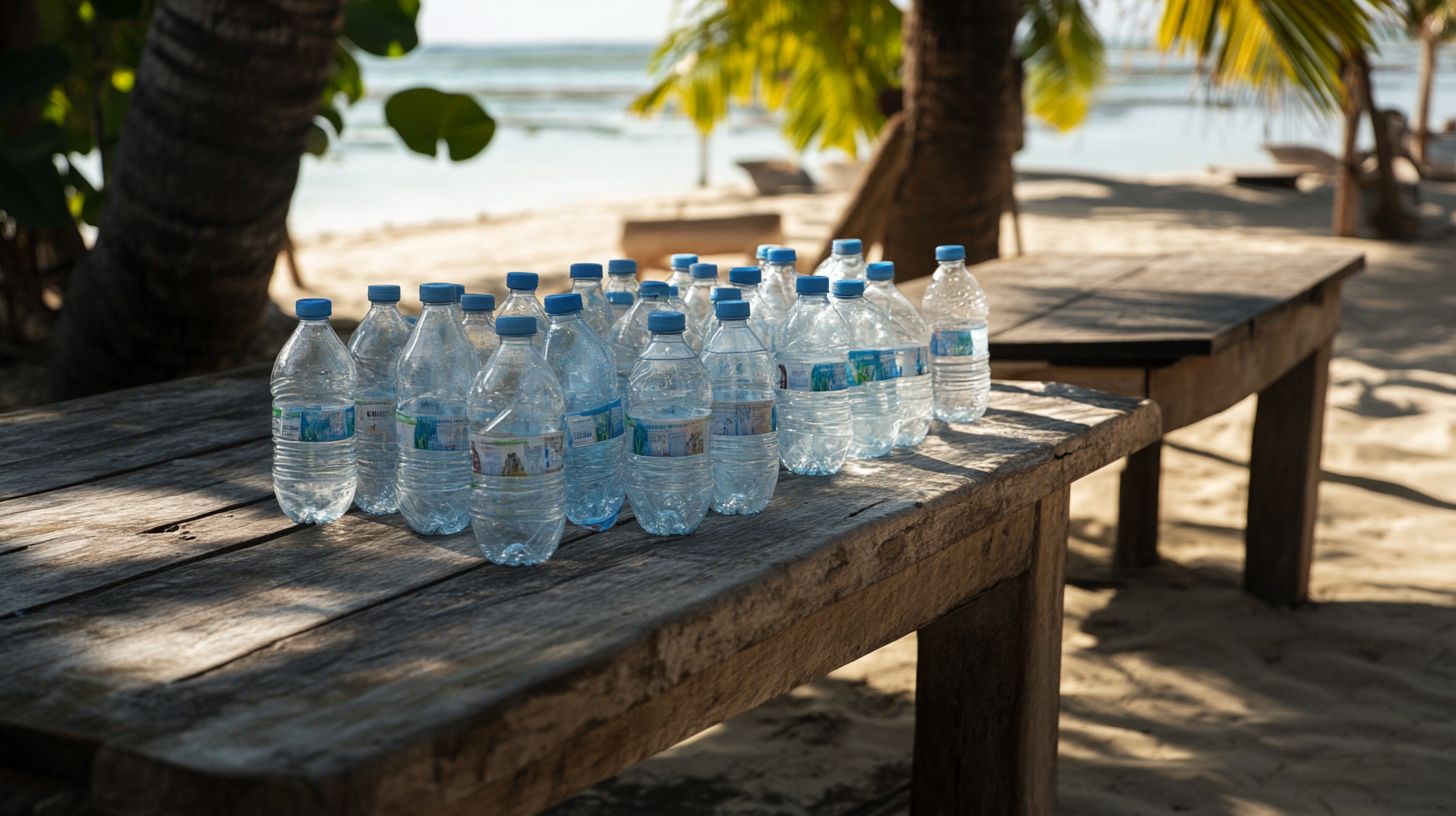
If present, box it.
[290,42,1456,236]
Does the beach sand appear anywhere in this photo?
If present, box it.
[277,172,1456,814]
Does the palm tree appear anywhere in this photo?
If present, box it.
[1403,0,1456,166]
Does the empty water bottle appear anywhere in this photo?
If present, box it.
[665,284,704,353]
[667,252,697,293]
[727,267,775,351]
[703,299,778,514]
[468,315,566,565]
[396,283,477,535]
[461,293,498,363]
[774,275,852,475]
[348,285,410,514]
[543,292,627,531]
[626,310,713,535]
[683,262,718,339]
[498,271,547,347]
[606,279,671,402]
[865,261,932,447]
[272,298,356,524]
[815,238,866,283]
[605,258,639,306]
[922,244,991,423]
[759,246,799,338]
[607,290,633,323]
[568,262,615,337]
[832,279,899,459]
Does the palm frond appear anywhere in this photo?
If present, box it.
[1022,0,1106,131]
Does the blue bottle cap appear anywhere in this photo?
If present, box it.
[647,310,686,334]
[715,300,750,320]
[607,291,633,305]
[767,247,796,264]
[451,283,465,302]
[569,262,603,279]
[639,280,669,297]
[866,261,895,281]
[495,316,538,337]
[832,238,862,255]
[607,258,637,276]
[367,284,400,303]
[668,285,681,298]
[461,293,495,313]
[419,283,455,304]
[935,244,966,262]
[296,298,331,318]
[832,279,866,298]
[729,266,761,285]
[544,292,583,315]
[710,286,742,302]
[690,262,718,279]
[795,275,829,295]
[506,271,539,291]
[756,244,776,260]
[669,253,698,270]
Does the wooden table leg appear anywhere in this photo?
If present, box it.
[1245,341,1331,606]
[1115,440,1162,568]
[912,488,1069,815]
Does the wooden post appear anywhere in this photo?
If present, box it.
[912,487,1068,815]
[1114,440,1162,568]
[1245,341,1331,606]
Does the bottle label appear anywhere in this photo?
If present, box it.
[396,411,468,451]
[271,405,355,443]
[710,399,776,436]
[470,431,565,478]
[565,399,626,448]
[627,415,708,457]
[847,349,901,384]
[776,360,848,392]
[355,400,395,442]
[895,345,931,376]
[930,329,979,357]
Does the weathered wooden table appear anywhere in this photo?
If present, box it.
[901,252,1362,606]
[0,368,1156,815]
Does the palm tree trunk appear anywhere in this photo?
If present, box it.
[1332,58,1363,238]
[1414,29,1438,167]
[49,0,344,398]
[1358,54,1419,240]
[879,0,1020,274]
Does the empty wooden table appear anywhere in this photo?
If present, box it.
[0,368,1157,815]
[901,252,1363,606]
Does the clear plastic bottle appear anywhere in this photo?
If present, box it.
[683,262,718,340]
[865,261,933,448]
[607,290,632,323]
[832,278,900,459]
[543,292,628,531]
[468,315,567,565]
[665,284,705,353]
[727,267,775,351]
[921,244,991,423]
[461,293,498,364]
[702,299,779,515]
[272,298,357,524]
[605,258,639,307]
[347,285,410,515]
[774,275,852,475]
[815,238,866,283]
[703,285,741,348]
[667,252,697,293]
[568,262,615,337]
[758,246,799,339]
[626,310,713,535]
[498,271,547,348]
[395,283,477,535]
[606,279,671,403]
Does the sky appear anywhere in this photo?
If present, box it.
[419,0,677,45]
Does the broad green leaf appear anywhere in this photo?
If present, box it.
[318,103,345,136]
[384,88,495,161]
[305,123,330,157]
[344,0,420,57]
[0,47,71,109]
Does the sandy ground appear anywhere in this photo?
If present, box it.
[276,172,1456,815]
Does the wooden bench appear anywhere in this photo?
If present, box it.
[620,213,783,271]
[901,252,1363,606]
[0,368,1156,815]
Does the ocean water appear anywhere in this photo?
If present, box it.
[290,42,1455,236]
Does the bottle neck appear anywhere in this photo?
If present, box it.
[367,302,399,314]
[938,260,968,275]
[462,311,492,322]
[572,279,600,290]
[549,311,583,324]
[692,278,714,288]
[506,289,538,301]
[797,292,829,304]
[501,335,535,347]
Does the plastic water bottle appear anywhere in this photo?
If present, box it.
[774,275,852,475]
[815,238,866,283]
[395,283,477,535]
[429,282,466,323]
[832,278,899,459]
[606,279,671,402]
[665,284,704,353]
[702,299,779,514]
[922,244,991,423]
[667,252,697,293]
[759,246,799,338]
[568,262,615,337]
[703,285,741,348]
[543,293,628,531]
[347,285,410,515]
[607,290,632,323]
[626,310,713,535]
[272,298,357,524]
[865,261,932,448]
[468,315,566,565]
[461,293,498,363]
[683,262,718,340]
[498,271,547,348]
[605,258,638,306]
[728,267,774,350]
